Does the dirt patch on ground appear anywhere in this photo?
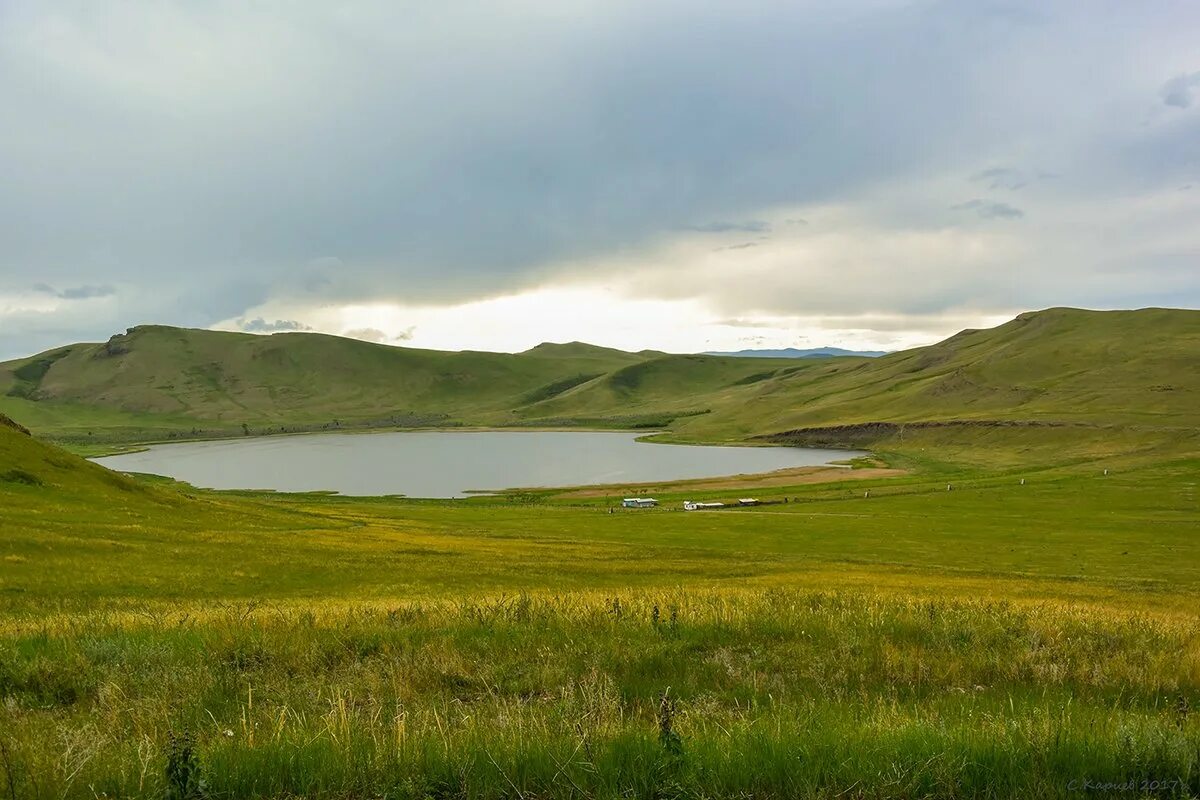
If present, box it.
[553,466,906,498]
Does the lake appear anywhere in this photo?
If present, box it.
[92,430,862,497]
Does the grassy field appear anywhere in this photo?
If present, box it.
[2,592,1196,799]
[2,303,1199,797]
[2,407,1199,797]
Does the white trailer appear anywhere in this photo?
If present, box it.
[622,498,658,508]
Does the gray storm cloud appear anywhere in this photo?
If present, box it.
[685,221,772,234]
[951,199,1025,220]
[969,168,1028,191]
[1,0,1199,358]
[34,284,116,300]
[1161,72,1200,108]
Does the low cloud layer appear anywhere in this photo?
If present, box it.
[685,221,772,234]
[239,318,312,333]
[33,284,116,300]
[1,1,1198,359]
[344,327,418,344]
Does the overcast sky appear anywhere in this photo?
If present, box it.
[1,1,1198,359]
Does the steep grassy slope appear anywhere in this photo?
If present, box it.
[665,307,1200,442]
[0,411,146,495]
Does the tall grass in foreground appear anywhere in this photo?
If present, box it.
[2,589,1198,798]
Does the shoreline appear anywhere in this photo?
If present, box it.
[81,424,854,459]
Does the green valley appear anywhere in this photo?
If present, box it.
[1,307,1198,798]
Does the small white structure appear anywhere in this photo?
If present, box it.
[622,498,658,508]
[737,498,760,506]
[683,501,725,511]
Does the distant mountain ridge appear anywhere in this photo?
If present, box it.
[704,347,888,358]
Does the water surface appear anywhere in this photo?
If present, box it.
[93,430,861,497]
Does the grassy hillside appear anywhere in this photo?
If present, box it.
[513,353,807,422]
[2,414,1199,796]
[498,307,1200,452]
[664,307,1200,443]
[0,326,649,419]
[0,411,144,495]
[0,410,317,557]
[0,327,656,442]
[0,326,797,445]
[1,308,1197,452]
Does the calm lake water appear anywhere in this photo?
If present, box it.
[92,431,861,498]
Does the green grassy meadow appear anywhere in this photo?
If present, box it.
[2,307,1200,797]
[3,405,1200,797]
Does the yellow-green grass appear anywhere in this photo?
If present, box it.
[4,448,1199,609]
[2,405,1200,797]
[1,592,1197,799]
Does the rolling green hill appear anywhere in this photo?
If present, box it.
[0,326,649,417]
[491,307,1200,450]
[0,326,684,442]
[1,307,1197,449]
[0,325,798,444]
[665,306,1200,443]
